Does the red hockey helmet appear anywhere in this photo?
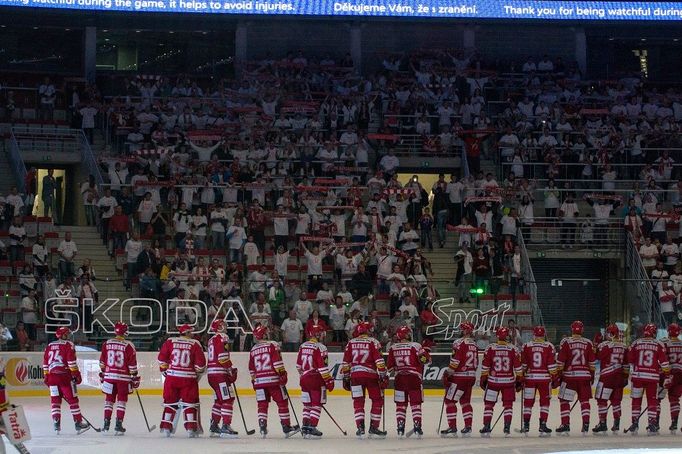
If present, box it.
[396,326,412,341]
[114,322,128,337]
[533,326,546,338]
[606,324,620,339]
[460,321,475,336]
[356,321,372,336]
[643,323,657,338]
[211,319,227,333]
[253,324,269,340]
[307,324,325,340]
[669,323,681,338]
[571,320,584,335]
[177,324,193,336]
[55,326,71,339]
[496,326,510,341]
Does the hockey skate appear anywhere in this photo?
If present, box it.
[53,418,61,435]
[592,421,608,435]
[75,420,90,435]
[626,422,638,435]
[356,422,366,439]
[187,429,200,438]
[539,420,552,437]
[282,423,300,438]
[102,418,111,434]
[209,420,221,437]
[160,427,172,438]
[611,419,620,434]
[259,420,268,439]
[220,424,239,439]
[440,426,458,438]
[581,422,589,437]
[669,418,678,434]
[114,419,126,436]
[396,420,405,438]
[479,424,491,438]
[368,425,387,439]
[303,426,323,439]
[460,426,472,438]
[646,423,660,436]
[555,424,570,436]
[406,422,422,439]
[518,420,530,436]
[503,423,511,438]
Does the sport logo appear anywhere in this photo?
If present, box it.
[425,298,511,339]
[4,358,42,386]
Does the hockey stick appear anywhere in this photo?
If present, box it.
[232,384,256,435]
[80,413,102,433]
[513,387,527,434]
[283,387,304,438]
[624,406,649,433]
[136,389,157,432]
[11,443,30,454]
[436,396,446,435]
[382,388,386,432]
[490,409,505,432]
[322,405,348,436]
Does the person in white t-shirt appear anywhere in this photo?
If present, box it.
[79,102,99,143]
[243,235,260,267]
[137,192,158,234]
[57,232,78,278]
[301,242,333,292]
[226,217,247,264]
[124,232,143,290]
[280,310,303,352]
[559,194,579,248]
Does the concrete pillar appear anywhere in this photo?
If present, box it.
[235,22,248,78]
[575,27,587,76]
[350,23,362,74]
[463,25,475,51]
[84,26,97,85]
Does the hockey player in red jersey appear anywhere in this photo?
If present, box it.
[665,323,682,433]
[158,324,207,437]
[207,319,238,438]
[592,324,628,434]
[440,321,478,438]
[296,324,334,439]
[626,323,671,435]
[386,326,431,438]
[479,326,523,437]
[43,326,90,434]
[99,322,139,435]
[341,320,388,438]
[556,320,596,435]
[520,326,557,436]
[249,324,299,438]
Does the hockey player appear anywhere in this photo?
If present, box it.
[99,322,140,435]
[592,324,627,434]
[158,324,207,437]
[520,325,556,436]
[341,320,388,438]
[386,326,431,438]
[626,322,670,435]
[665,323,682,432]
[479,326,523,437]
[207,319,238,438]
[248,324,299,438]
[556,320,596,435]
[440,321,478,437]
[296,324,334,439]
[43,326,89,434]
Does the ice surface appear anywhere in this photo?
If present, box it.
[8,395,682,453]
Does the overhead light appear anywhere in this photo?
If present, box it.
[675,38,680,42]
[104,38,110,41]
[641,38,647,41]
[135,30,141,33]
[608,37,614,41]
[169,31,174,34]
[64,28,71,31]
[102,29,108,32]
[32,26,38,30]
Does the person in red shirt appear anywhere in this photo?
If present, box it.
[341,320,387,438]
[556,320,596,435]
[108,206,130,255]
[207,319,238,438]
[626,323,671,435]
[441,321,478,437]
[479,326,523,437]
[158,324,207,437]
[43,326,89,434]
[248,324,299,438]
[386,326,431,438]
[665,323,682,432]
[592,324,628,434]
[296,324,334,439]
[520,326,557,436]
[99,322,139,435]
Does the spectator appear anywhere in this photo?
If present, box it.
[42,169,57,220]
[8,216,26,264]
[639,237,659,275]
[20,288,38,342]
[329,296,348,344]
[57,231,78,279]
[31,235,49,278]
[280,309,303,352]
[292,290,313,324]
[124,232,143,290]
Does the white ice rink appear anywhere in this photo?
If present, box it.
[8,395,682,454]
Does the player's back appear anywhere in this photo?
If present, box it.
[559,336,595,380]
[207,333,231,375]
[449,337,478,379]
[344,336,384,378]
[249,340,283,387]
[159,336,205,379]
[100,338,137,381]
[666,338,682,379]
[596,340,626,378]
[43,340,76,375]
[521,340,556,381]
[483,343,520,384]
[297,340,328,377]
[628,338,668,381]
[388,341,424,377]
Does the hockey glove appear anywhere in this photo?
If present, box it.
[228,367,238,384]
[132,375,141,389]
[278,371,288,386]
[343,377,351,392]
[99,371,104,384]
[71,371,82,385]
[480,375,488,390]
[379,375,389,390]
[325,378,335,392]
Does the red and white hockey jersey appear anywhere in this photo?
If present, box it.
[158,336,206,379]
[249,340,285,388]
[557,335,596,381]
[296,340,332,381]
[207,333,233,377]
[665,338,682,381]
[386,341,430,379]
[448,337,479,380]
[481,342,522,385]
[595,340,627,381]
[626,338,670,382]
[521,340,557,382]
[43,340,79,376]
[99,338,138,382]
[341,336,386,380]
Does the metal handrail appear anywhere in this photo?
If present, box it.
[625,231,666,329]
[7,131,27,193]
[516,227,544,327]
[78,130,104,187]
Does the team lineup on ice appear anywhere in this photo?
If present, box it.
[4,319,682,453]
